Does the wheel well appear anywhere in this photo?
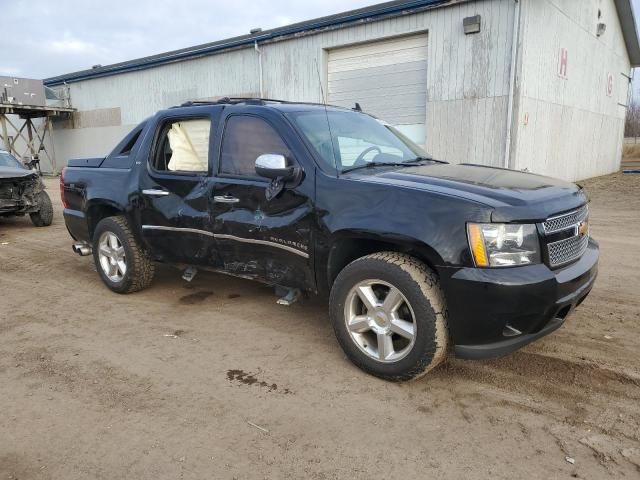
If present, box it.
[326,237,440,289]
[87,204,123,239]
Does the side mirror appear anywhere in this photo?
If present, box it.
[23,156,41,172]
[255,154,296,180]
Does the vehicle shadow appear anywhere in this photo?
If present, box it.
[0,214,57,230]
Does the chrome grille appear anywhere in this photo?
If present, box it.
[543,205,588,234]
[547,234,589,267]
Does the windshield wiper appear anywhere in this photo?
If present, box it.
[405,156,448,164]
[341,162,413,174]
[341,157,447,174]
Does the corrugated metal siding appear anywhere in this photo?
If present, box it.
[512,0,631,181]
[426,0,516,166]
[53,0,515,168]
[64,47,261,126]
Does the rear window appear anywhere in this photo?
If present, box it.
[119,130,142,155]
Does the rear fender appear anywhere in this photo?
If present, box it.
[85,199,128,239]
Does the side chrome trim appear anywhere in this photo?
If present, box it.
[214,233,309,258]
[142,225,214,237]
[141,225,309,258]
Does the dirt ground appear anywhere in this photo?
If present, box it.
[1,173,639,480]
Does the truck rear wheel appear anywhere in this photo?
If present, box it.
[329,252,449,381]
[92,216,155,294]
[29,191,53,227]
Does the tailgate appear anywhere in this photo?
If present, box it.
[67,157,105,168]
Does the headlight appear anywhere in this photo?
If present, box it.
[467,223,541,267]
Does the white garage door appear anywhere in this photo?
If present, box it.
[328,34,428,144]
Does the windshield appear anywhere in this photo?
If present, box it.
[287,110,430,172]
[0,151,25,169]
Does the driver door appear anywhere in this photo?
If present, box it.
[209,110,315,289]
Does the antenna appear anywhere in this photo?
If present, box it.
[314,59,338,172]
[314,59,326,105]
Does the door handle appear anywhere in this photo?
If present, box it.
[213,195,240,204]
[142,189,170,197]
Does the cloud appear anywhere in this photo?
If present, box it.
[274,15,295,27]
[47,38,99,55]
[0,66,22,76]
[1,0,376,79]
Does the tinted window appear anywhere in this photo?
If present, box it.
[119,130,142,156]
[151,118,210,173]
[220,116,291,177]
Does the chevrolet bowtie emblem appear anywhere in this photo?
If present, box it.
[578,220,589,237]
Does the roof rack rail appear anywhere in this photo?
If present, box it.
[175,97,362,112]
[178,97,290,107]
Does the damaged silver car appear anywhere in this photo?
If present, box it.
[0,150,53,227]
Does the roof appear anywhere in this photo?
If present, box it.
[614,0,640,67]
[44,0,640,86]
[43,0,453,86]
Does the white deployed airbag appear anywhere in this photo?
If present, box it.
[167,119,210,172]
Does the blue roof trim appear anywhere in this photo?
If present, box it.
[614,0,640,67]
[44,0,449,86]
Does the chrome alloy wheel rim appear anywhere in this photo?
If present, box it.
[344,279,417,363]
[98,231,127,283]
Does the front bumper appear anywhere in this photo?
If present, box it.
[440,238,598,360]
[0,198,38,214]
[0,176,42,214]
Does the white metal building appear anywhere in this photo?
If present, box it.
[44,0,640,181]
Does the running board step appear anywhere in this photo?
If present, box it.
[275,286,301,306]
[182,266,198,282]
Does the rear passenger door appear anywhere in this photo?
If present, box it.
[137,109,219,265]
[209,108,315,289]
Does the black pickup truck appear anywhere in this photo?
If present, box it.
[61,98,598,381]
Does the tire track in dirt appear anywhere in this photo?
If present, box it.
[436,351,640,443]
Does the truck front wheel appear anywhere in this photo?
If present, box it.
[329,252,449,381]
[92,216,155,294]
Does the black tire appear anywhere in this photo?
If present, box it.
[329,252,449,381]
[29,191,53,227]
[92,216,155,294]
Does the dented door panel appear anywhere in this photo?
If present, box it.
[210,178,315,288]
[137,108,221,265]
[209,107,316,289]
[137,174,219,265]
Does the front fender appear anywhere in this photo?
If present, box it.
[316,174,491,269]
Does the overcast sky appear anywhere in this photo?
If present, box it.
[1,0,375,79]
[2,0,639,81]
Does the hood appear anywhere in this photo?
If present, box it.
[0,166,38,180]
[347,163,587,222]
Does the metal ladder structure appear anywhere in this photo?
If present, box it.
[0,103,74,174]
